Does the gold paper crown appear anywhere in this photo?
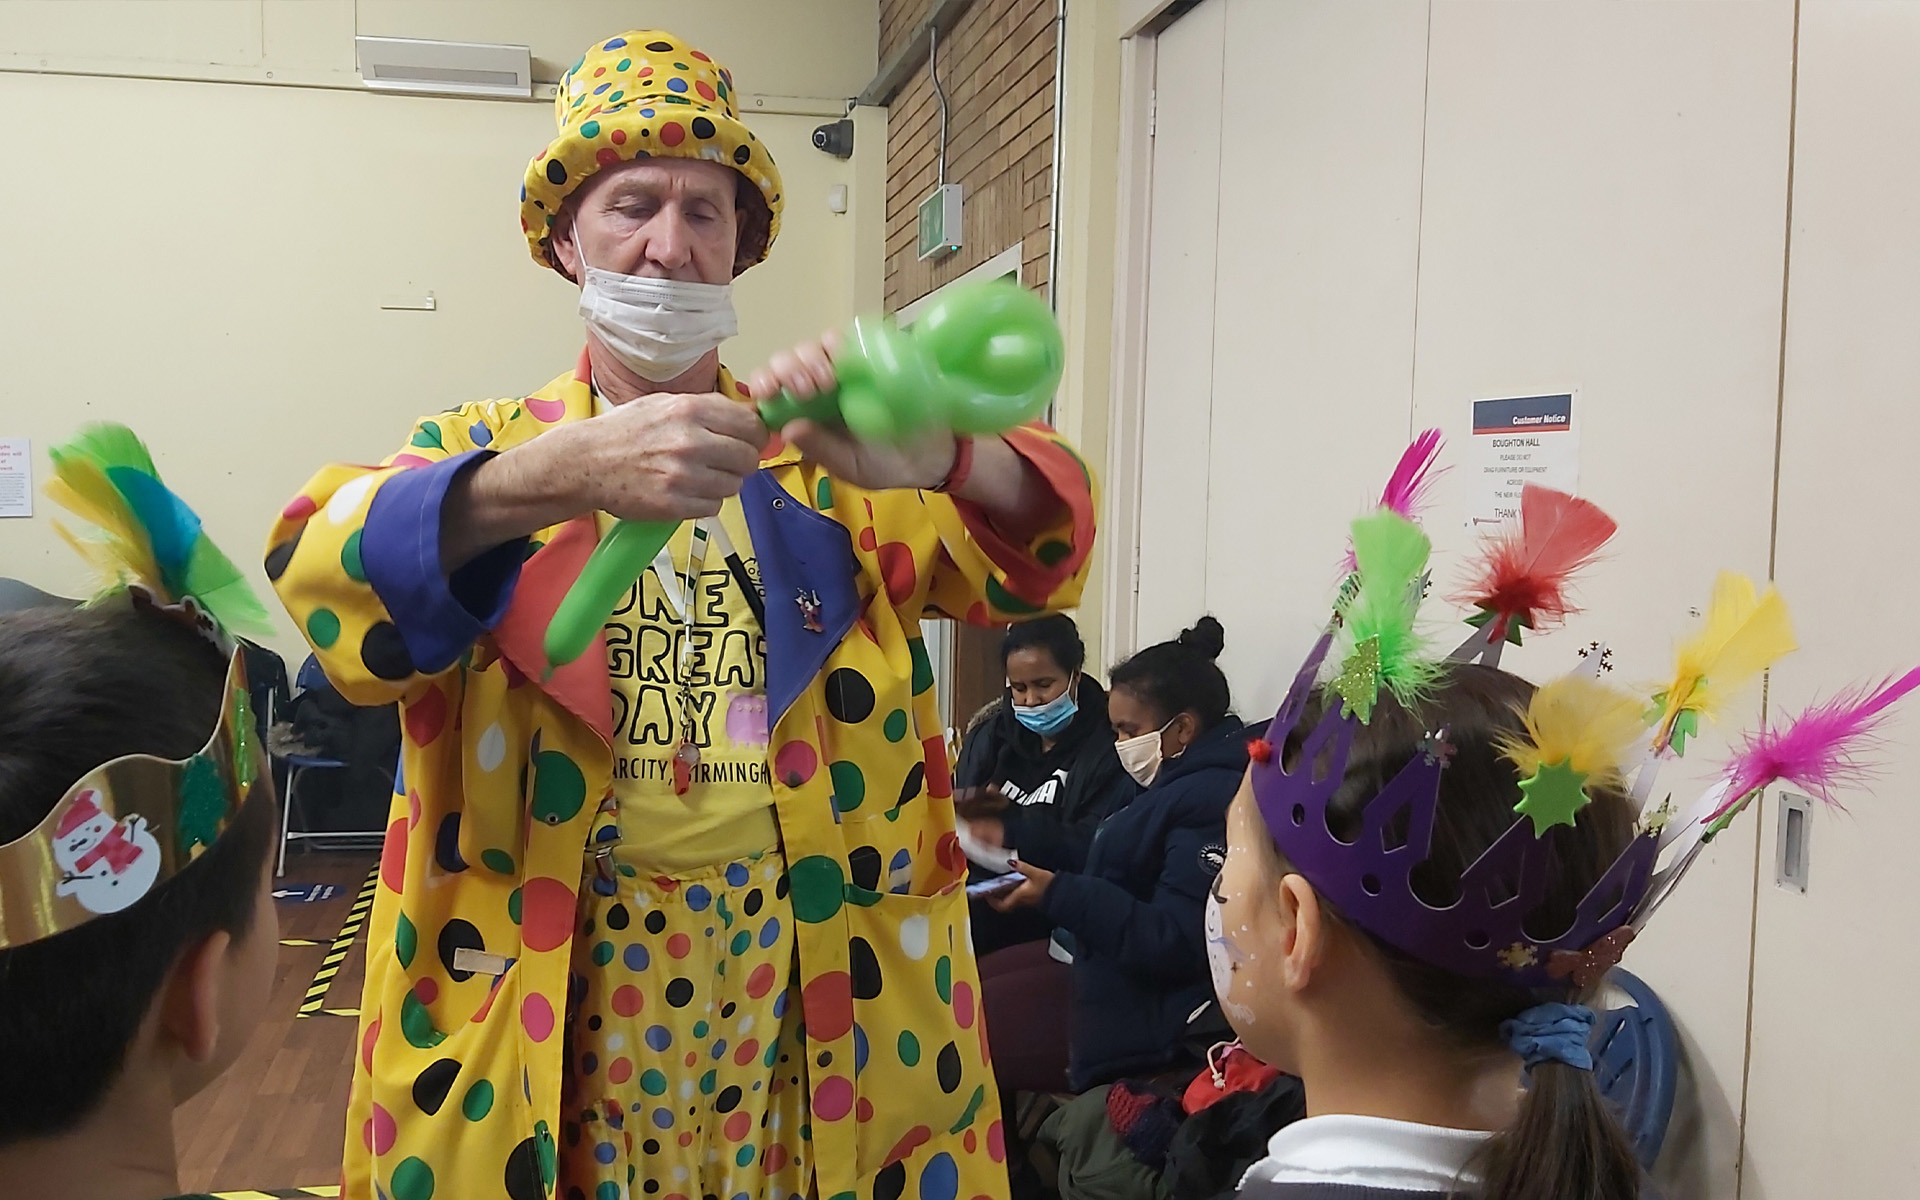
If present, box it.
[1,424,276,949]
[0,593,268,948]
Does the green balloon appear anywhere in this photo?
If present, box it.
[545,280,1063,668]
[756,280,1063,440]
[543,517,674,669]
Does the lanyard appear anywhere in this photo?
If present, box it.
[669,520,713,793]
[592,379,763,795]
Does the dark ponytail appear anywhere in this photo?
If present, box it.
[1478,1059,1641,1200]
[1277,664,1640,1200]
[1109,616,1231,727]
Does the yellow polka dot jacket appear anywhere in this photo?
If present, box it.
[264,351,1096,1200]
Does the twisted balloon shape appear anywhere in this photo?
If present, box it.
[543,281,1063,669]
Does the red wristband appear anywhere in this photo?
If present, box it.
[930,434,975,494]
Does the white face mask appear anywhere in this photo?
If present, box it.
[1116,717,1175,787]
[574,241,738,383]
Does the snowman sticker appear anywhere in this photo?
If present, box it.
[52,789,162,914]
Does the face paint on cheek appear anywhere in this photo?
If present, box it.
[1205,891,1256,1022]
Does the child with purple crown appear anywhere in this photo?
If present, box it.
[1201,445,1916,1200]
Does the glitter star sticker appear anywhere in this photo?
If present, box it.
[1329,637,1383,723]
[1639,796,1676,837]
[1513,757,1592,835]
[1498,942,1540,971]
[1416,730,1456,768]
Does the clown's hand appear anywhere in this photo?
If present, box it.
[749,330,961,493]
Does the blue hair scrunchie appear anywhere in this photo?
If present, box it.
[1500,1002,1596,1072]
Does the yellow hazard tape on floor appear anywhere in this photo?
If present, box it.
[296,866,377,1019]
[210,1188,340,1198]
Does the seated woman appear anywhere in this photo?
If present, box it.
[957,614,1131,956]
[983,616,1247,1097]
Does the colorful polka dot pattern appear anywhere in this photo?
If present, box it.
[261,357,1094,1200]
[521,30,784,272]
[560,853,809,1200]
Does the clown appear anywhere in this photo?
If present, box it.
[266,28,1095,1200]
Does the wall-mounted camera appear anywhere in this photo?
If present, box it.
[812,118,854,159]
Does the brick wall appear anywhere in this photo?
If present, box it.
[880,0,922,63]
[880,0,1061,729]
[881,0,1058,311]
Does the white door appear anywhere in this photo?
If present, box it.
[1130,0,1226,661]
[1748,6,1920,1196]
[1121,2,1806,1195]
[1405,7,1795,1195]
[1131,0,1432,712]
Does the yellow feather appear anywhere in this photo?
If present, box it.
[1500,674,1648,789]
[1653,571,1796,751]
[43,456,166,597]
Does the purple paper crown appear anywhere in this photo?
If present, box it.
[1250,631,1659,987]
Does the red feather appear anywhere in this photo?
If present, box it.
[1341,429,1444,574]
[1454,484,1617,636]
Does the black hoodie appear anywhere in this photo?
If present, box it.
[955,673,1132,871]
[956,674,1133,954]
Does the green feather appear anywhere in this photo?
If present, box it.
[51,422,273,639]
[182,533,276,638]
[63,422,159,477]
[1336,510,1442,711]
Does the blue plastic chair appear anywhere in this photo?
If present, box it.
[274,655,381,875]
[1590,967,1679,1169]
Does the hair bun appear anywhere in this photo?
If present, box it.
[1176,616,1226,661]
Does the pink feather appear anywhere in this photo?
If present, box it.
[1715,665,1920,818]
[1340,429,1444,573]
[1380,428,1445,520]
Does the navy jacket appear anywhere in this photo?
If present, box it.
[1041,715,1249,1090]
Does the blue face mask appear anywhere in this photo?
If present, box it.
[1013,682,1079,738]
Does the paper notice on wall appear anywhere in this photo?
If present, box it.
[0,438,31,518]
[1469,394,1578,527]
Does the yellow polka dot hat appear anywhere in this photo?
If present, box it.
[521,30,784,275]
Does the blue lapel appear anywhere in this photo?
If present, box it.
[739,469,860,726]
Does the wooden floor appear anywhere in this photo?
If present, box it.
[176,850,378,1195]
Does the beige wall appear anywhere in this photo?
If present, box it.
[0,0,876,104]
[0,3,883,667]
[1048,0,1123,672]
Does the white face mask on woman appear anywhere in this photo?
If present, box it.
[1116,717,1177,787]
[574,240,738,383]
